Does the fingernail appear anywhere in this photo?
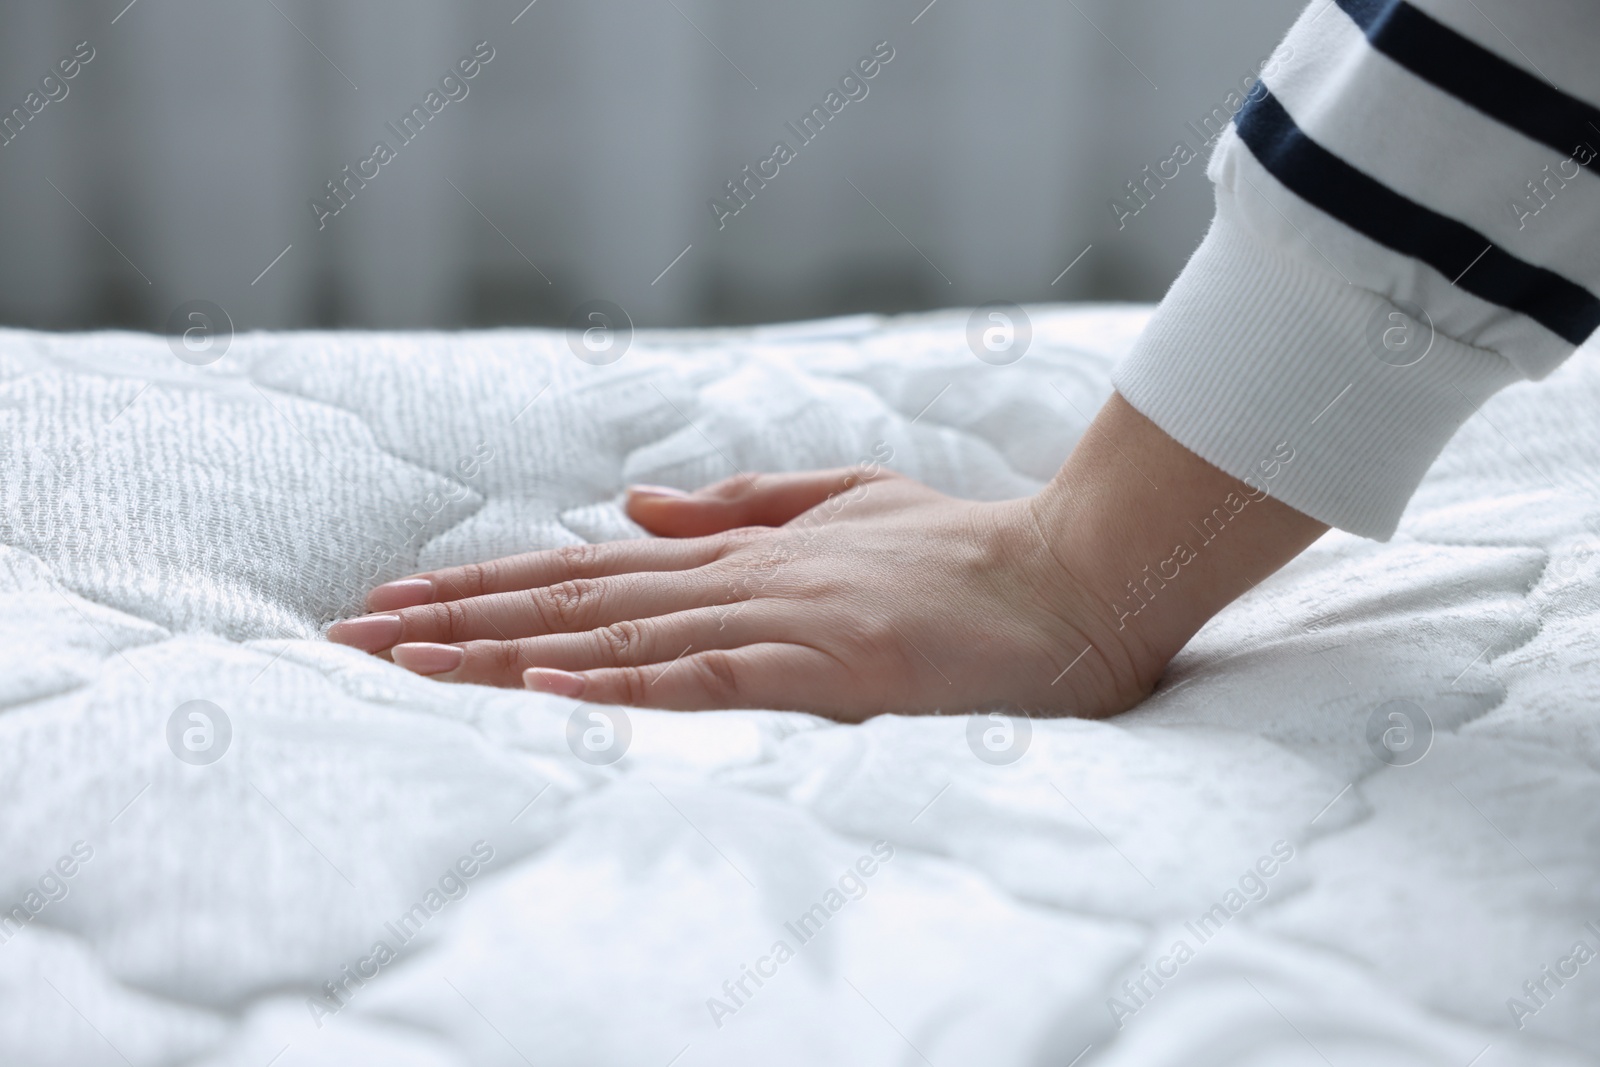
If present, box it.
[326,614,403,651]
[628,484,689,500]
[391,642,464,676]
[524,667,586,697]
[366,578,433,611]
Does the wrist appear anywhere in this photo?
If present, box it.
[1030,393,1328,691]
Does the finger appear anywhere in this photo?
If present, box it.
[334,570,739,651]
[485,604,769,674]
[364,537,726,611]
[391,604,771,686]
[627,468,884,538]
[523,643,854,713]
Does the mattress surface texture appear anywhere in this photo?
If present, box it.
[2,306,1598,1066]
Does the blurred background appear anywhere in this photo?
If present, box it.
[0,0,1300,333]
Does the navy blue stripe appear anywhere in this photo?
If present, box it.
[1235,89,1600,345]
[1336,0,1600,162]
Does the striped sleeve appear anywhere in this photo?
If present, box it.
[1110,0,1600,539]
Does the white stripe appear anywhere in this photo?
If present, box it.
[1266,6,1600,300]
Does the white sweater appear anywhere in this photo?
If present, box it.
[1112,0,1600,539]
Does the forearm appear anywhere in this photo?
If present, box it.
[1031,392,1328,684]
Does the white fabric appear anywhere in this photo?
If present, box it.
[1116,0,1600,539]
[1114,199,1524,540]
[1237,0,1600,372]
[1267,8,1600,289]
[2,307,1598,1066]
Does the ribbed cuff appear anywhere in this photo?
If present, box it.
[1112,195,1521,540]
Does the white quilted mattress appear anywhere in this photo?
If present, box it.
[3,306,1599,1067]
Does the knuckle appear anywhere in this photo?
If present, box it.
[713,525,765,558]
[552,542,601,574]
[534,578,599,630]
[616,666,651,705]
[439,598,473,637]
[595,620,644,663]
[719,574,757,604]
[714,545,793,598]
[491,640,526,675]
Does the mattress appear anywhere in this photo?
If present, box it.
[2,306,1598,1067]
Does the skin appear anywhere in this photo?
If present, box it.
[327,393,1328,719]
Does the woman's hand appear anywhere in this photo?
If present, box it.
[328,469,1151,720]
[326,394,1327,719]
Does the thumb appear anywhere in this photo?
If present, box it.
[626,468,880,538]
